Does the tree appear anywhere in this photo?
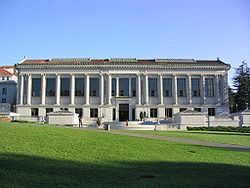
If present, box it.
[233,61,250,111]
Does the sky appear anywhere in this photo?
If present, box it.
[0,0,249,85]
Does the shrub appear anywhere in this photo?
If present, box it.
[187,126,250,133]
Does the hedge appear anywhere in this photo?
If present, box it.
[187,126,250,133]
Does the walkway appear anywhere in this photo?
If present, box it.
[102,130,250,152]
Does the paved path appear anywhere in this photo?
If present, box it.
[101,130,250,152]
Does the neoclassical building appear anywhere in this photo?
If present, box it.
[15,58,230,122]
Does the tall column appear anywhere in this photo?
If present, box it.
[27,74,31,105]
[116,77,119,97]
[70,74,75,105]
[19,75,24,105]
[100,74,104,105]
[187,75,192,104]
[215,75,220,104]
[85,74,89,105]
[222,73,229,104]
[200,75,205,104]
[137,74,141,105]
[129,77,131,97]
[56,74,60,105]
[145,74,149,104]
[107,74,112,105]
[41,74,46,105]
[173,74,177,105]
[158,74,163,105]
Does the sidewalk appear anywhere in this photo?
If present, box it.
[103,130,250,152]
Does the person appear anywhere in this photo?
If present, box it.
[78,115,82,127]
[126,120,128,126]
[140,111,143,121]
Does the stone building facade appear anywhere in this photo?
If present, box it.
[15,58,230,122]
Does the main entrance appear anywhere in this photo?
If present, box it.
[119,104,129,121]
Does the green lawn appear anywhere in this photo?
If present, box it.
[0,122,250,187]
[125,130,250,146]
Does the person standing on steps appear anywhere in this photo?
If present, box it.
[78,115,82,127]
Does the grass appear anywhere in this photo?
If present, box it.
[125,130,250,147]
[0,122,250,187]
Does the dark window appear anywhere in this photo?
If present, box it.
[132,108,135,121]
[75,108,83,116]
[2,88,7,95]
[7,77,9,80]
[31,108,39,117]
[131,78,136,97]
[180,108,187,112]
[46,78,56,96]
[191,78,200,97]
[1,98,6,103]
[165,108,173,118]
[90,108,98,118]
[150,108,158,118]
[75,78,85,96]
[208,108,215,116]
[194,108,201,112]
[163,78,172,97]
[119,78,129,96]
[32,78,41,97]
[149,78,158,97]
[112,78,116,96]
[205,78,214,97]
[113,108,116,120]
[90,78,99,97]
[46,108,53,114]
[61,78,70,96]
[177,78,186,97]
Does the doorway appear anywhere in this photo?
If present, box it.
[119,104,129,121]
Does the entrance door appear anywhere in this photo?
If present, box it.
[119,104,129,121]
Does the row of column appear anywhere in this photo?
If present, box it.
[18,73,223,106]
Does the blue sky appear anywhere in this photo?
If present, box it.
[0,0,249,85]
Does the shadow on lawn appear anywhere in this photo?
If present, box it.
[0,153,249,188]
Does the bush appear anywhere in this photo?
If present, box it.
[187,126,250,133]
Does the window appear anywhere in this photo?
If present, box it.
[90,108,98,118]
[149,78,158,97]
[75,108,83,116]
[46,108,53,114]
[177,78,186,97]
[7,77,9,80]
[150,108,158,118]
[119,78,129,96]
[1,98,6,103]
[113,108,116,120]
[31,108,39,117]
[112,78,116,96]
[191,78,200,97]
[75,78,84,96]
[165,108,173,118]
[180,108,187,112]
[32,78,41,97]
[61,78,70,96]
[163,78,172,97]
[46,78,56,96]
[132,108,135,120]
[208,108,215,116]
[2,88,7,95]
[131,78,136,97]
[205,78,214,97]
[90,78,99,97]
[194,108,201,112]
